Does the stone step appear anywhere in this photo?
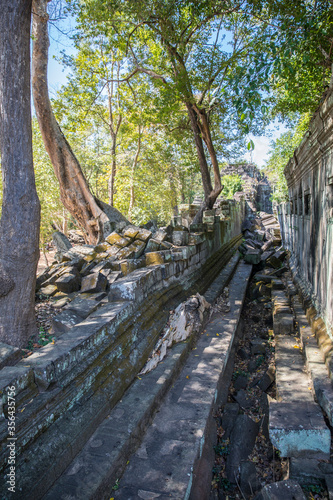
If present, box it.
[269,289,331,459]
[43,261,252,500]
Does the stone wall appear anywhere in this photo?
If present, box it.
[277,89,333,337]
[222,163,273,215]
[0,199,246,498]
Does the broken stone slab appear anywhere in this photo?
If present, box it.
[91,261,113,274]
[254,480,306,500]
[39,284,58,297]
[52,231,72,254]
[116,247,135,260]
[251,338,267,355]
[123,226,140,239]
[0,343,21,370]
[257,365,275,392]
[0,365,34,417]
[18,301,133,390]
[64,297,102,319]
[51,309,85,335]
[55,271,81,294]
[105,232,130,247]
[80,272,107,294]
[145,238,160,253]
[220,403,239,439]
[254,229,265,241]
[94,242,112,253]
[233,374,248,391]
[106,271,122,286]
[271,279,284,290]
[244,249,261,265]
[225,413,260,483]
[134,228,152,242]
[267,255,284,269]
[261,250,275,262]
[127,240,146,258]
[289,456,331,484]
[261,239,274,252]
[269,401,330,458]
[108,267,159,303]
[172,230,189,246]
[233,388,255,410]
[239,461,261,498]
[153,229,168,243]
[66,245,95,257]
[243,229,255,239]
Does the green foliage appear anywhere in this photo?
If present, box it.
[220,174,243,199]
[265,113,311,204]
[32,119,64,244]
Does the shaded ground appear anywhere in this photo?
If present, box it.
[211,268,329,500]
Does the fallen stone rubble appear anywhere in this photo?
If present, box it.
[239,212,283,266]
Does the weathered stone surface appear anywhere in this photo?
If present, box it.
[135,228,152,242]
[68,245,95,257]
[123,226,140,239]
[91,261,112,274]
[239,461,261,497]
[105,232,125,246]
[269,401,330,457]
[233,389,255,410]
[250,338,266,355]
[0,366,33,416]
[116,247,135,260]
[226,414,260,483]
[257,366,275,392]
[55,271,81,294]
[145,251,165,266]
[51,309,84,335]
[108,268,157,302]
[172,230,189,246]
[0,343,21,370]
[244,249,261,264]
[145,238,160,253]
[127,240,146,258]
[64,297,101,319]
[52,231,72,253]
[40,284,58,297]
[255,480,306,500]
[220,403,239,439]
[153,229,167,242]
[80,272,107,294]
[94,242,112,253]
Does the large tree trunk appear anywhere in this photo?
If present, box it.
[31,0,128,244]
[0,0,41,347]
[185,102,222,222]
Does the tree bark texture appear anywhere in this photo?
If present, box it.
[185,102,222,223]
[31,0,128,244]
[0,0,41,347]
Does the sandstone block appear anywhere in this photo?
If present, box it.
[105,232,124,245]
[244,249,261,264]
[146,251,165,266]
[0,343,21,370]
[269,401,330,458]
[40,284,58,297]
[145,238,160,252]
[172,230,189,246]
[256,480,306,500]
[55,272,81,293]
[123,226,140,239]
[80,272,107,294]
[135,228,152,242]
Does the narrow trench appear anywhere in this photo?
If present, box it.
[210,266,330,500]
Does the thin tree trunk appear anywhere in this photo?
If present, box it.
[108,140,116,206]
[0,0,41,347]
[31,0,128,244]
[128,128,142,221]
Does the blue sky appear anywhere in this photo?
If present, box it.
[47,22,286,169]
